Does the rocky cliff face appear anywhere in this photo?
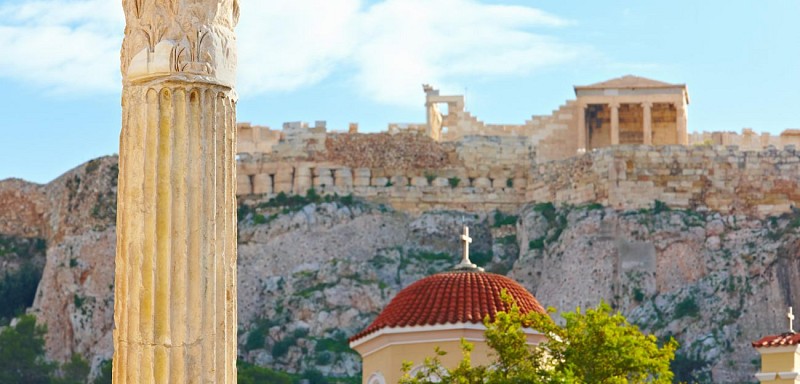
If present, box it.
[2,156,798,382]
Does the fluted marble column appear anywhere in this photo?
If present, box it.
[609,102,620,146]
[113,1,239,383]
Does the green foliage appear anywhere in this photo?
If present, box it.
[506,178,514,188]
[492,211,518,227]
[407,251,451,263]
[237,204,254,222]
[531,202,568,246]
[93,359,113,384]
[314,331,355,355]
[528,237,545,250]
[653,200,670,214]
[250,190,358,224]
[447,177,461,188]
[73,294,86,310]
[0,262,43,325]
[245,317,285,352]
[237,360,293,384]
[52,354,90,384]
[399,294,677,384]
[424,172,437,184]
[470,251,493,267]
[585,202,604,211]
[253,214,269,225]
[272,328,309,359]
[670,352,711,383]
[497,235,517,245]
[674,296,700,319]
[633,287,646,303]
[533,202,557,222]
[0,314,55,384]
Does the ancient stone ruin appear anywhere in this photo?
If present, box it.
[236,76,800,217]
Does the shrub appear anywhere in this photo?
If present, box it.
[492,211,518,227]
[448,177,461,188]
[471,251,493,267]
[674,296,699,319]
[654,200,669,214]
[529,237,546,250]
[0,262,42,325]
[253,214,268,225]
[633,287,645,303]
[93,359,113,384]
[0,314,55,383]
[237,361,292,384]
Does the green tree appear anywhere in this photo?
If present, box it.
[93,359,113,384]
[0,314,55,384]
[52,354,90,384]
[236,360,293,384]
[0,262,43,325]
[400,293,677,384]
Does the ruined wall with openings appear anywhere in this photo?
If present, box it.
[689,128,800,151]
[235,118,800,218]
[528,145,800,218]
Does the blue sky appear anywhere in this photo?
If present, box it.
[1,0,798,183]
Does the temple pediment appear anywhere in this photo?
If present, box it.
[576,75,684,90]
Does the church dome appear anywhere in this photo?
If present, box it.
[350,269,547,342]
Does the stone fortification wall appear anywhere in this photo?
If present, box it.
[238,123,281,154]
[236,119,800,218]
[436,100,580,162]
[236,130,535,212]
[325,132,455,170]
[689,128,800,151]
[528,145,800,217]
[237,161,528,212]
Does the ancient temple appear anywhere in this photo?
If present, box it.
[574,75,690,151]
[349,227,548,384]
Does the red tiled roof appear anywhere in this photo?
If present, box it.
[350,270,547,342]
[752,332,800,348]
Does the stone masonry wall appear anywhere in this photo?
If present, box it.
[528,145,800,217]
[689,128,800,151]
[238,137,800,218]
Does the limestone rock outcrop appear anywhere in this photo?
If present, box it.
[3,155,800,382]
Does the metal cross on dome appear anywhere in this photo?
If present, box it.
[454,226,483,271]
[789,306,795,333]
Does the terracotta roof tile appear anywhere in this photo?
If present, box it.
[752,332,800,348]
[350,270,546,342]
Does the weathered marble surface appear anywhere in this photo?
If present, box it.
[113,0,239,382]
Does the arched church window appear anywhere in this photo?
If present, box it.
[408,365,444,383]
[367,372,386,384]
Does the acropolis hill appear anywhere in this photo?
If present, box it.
[236,75,800,217]
[4,75,800,383]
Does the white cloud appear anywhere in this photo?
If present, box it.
[0,0,123,94]
[0,0,584,105]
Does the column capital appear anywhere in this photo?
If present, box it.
[641,101,653,109]
[121,0,240,87]
[608,101,620,109]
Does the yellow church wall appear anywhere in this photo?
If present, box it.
[362,339,494,384]
[354,326,546,384]
[760,351,799,374]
